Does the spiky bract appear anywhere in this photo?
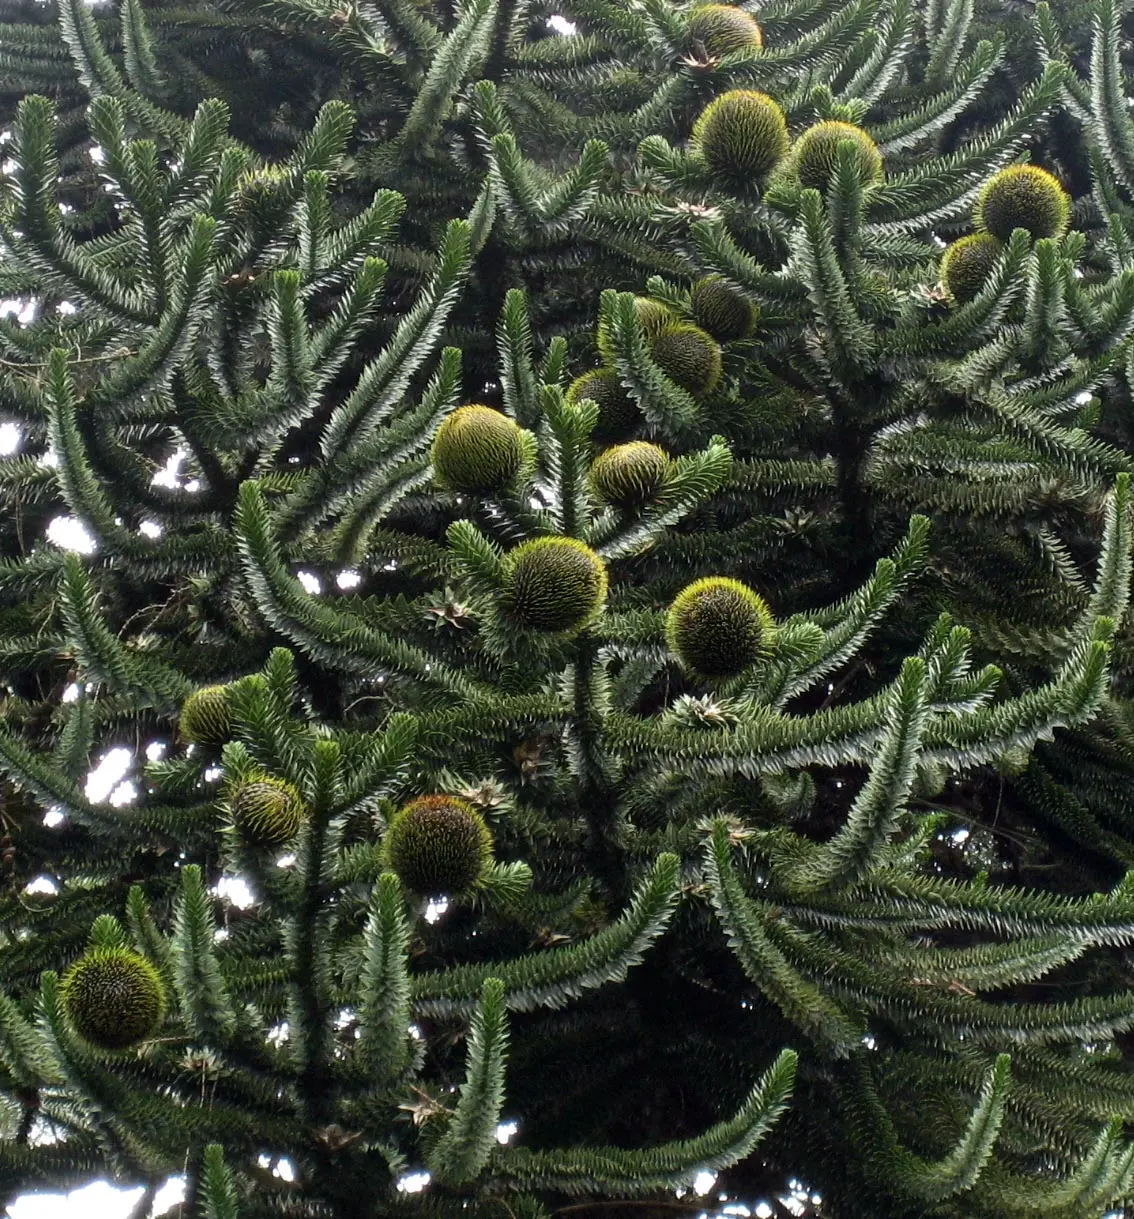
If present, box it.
[597,297,676,362]
[941,234,1003,304]
[591,442,670,509]
[431,405,524,494]
[502,538,608,633]
[975,164,1070,242]
[383,796,493,896]
[61,947,166,1051]
[179,684,232,746]
[230,776,306,845]
[650,324,722,396]
[686,5,763,56]
[666,576,776,678]
[792,121,883,193]
[690,276,757,341]
[567,369,643,443]
[691,90,789,183]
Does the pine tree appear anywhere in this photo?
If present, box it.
[4,0,1134,1216]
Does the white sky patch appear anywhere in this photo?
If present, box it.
[276,852,297,869]
[57,300,78,315]
[214,875,256,910]
[108,779,138,807]
[296,570,322,595]
[5,1175,183,1219]
[151,447,188,489]
[46,515,97,555]
[691,1171,718,1197]
[396,1171,431,1194]
[146,740,167,762]
[336,568,362,590]
[62,682,83,704]
[0,422,22,455]
[85,747,132,803]
[43,807,66,828]
[423,897,449,924]
[0,299,36,325]
[547,13,577,33]
[495,1120,519,1145]
[23,875,58,897]
[139,519,163,538]
[38,448,58,468]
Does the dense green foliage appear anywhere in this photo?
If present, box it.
[3,0,1134,1215]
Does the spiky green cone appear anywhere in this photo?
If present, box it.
[686,4,763,56]
[61,947,166,1051]
[597,297,676,362]
[650,324,722,396]
[591,442,670,510]
[502,538,608,633]
[567,369,643,443]
[690,276,757,341]
[230,776,306,845]
[792,121,883,193]
[179,684,232,746]
[384,795,493,896]
[432,405,525,494]
[941,233,1003,304]
[667,576,776,678]
[691,90,789,183]
[975,164,1070,242]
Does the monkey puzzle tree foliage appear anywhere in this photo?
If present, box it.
[4,0,1134,1216]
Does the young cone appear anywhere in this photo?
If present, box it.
[667,577,776,678]
[432,406,525,494]
[691,90,789,182]
[975,164,1071,242]
[61,948,166,1051]
[502,538,608,633]
[686,4,764,56]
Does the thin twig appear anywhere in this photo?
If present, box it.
[0,348,137,371]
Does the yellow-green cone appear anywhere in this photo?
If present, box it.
[975,164,1070,243]
[667,576,776,678]
[650,324,722,396]
[941,233,1003,304]
[792,121,883,193]
[690,276,758,342]
[383,795,493,896]
[691,90,789,182]
[591,443,670,510]
[179,685,232,746]
[686,4,763,56]
[502,538,608,633]
[597,297,676,362]
[432,405,525,494]
[567,369,643,443]
[230,776,306,845]
[61,947,166,1051]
